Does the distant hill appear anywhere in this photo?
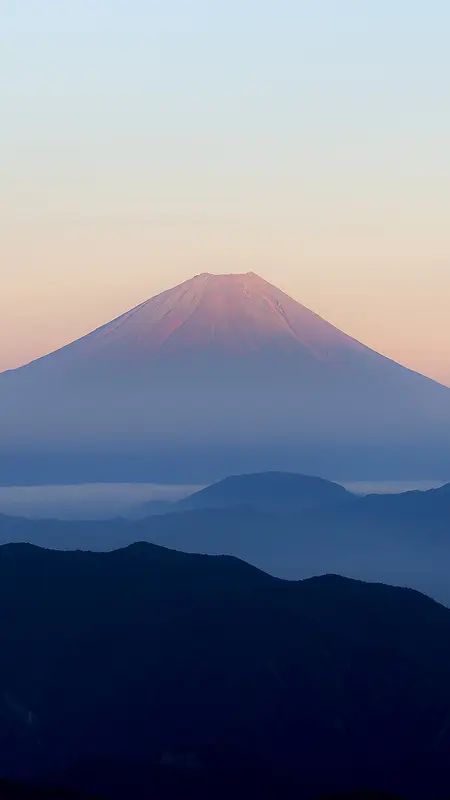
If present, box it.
[136,472,356,517]
[2,478,450,606]
[177,471,355,512]
[358,481,450,513]
[1,542,450,798]
[2,272,450,484]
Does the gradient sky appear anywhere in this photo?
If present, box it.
[1,1,449,384]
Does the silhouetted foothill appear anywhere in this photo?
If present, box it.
[1,543,450,797]
[4,472,450,606]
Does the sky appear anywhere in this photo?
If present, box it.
[1,0,449,385]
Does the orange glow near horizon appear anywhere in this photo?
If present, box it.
[2,2,449,385]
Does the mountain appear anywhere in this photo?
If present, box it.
[136,471,356,517]
[1,541,450,799]
[359,481,450,514]
[1,272,450,484]
[0,271,400,372]
[2,477,450,605]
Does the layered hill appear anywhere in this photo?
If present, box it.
[1,272,450,484]
[2,542,450,798]
[2,475,450,604]
[137,471,356,516]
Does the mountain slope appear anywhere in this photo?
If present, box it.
[177,471,355,512]
[2,542,450,798]
[2,477,450,604]
[360,481,450,513]
[137,471,356,517]
[0,780,97,799]
[1,272,450,484]
[5,272,378,371]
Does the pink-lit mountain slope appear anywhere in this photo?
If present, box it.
[10,272,397,374]
[1,273,450,485]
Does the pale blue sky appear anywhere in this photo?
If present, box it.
[1,1,449,383]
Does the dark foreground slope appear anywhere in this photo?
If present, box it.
[1,543,450,798]
[0,777,405,800]
[0,780,98,799]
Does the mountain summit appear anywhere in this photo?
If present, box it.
[18,271,370,374]
[1,272,450,484]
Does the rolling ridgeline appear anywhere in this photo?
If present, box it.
[0,473,449,796]
[1,471,450,607]
[2,273,450,797]
[1,539,450,799]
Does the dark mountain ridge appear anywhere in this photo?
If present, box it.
[1,473,450,605]
[1,542,450,798]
